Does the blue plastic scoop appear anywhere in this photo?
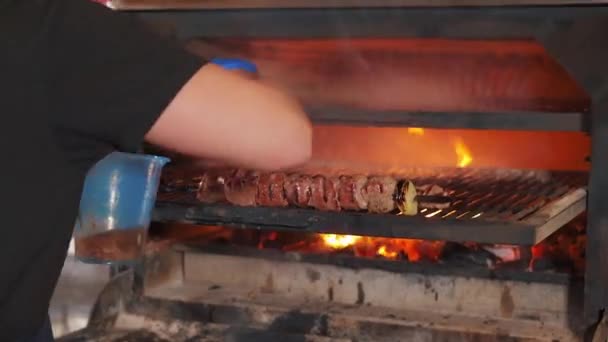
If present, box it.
[74,58,257,264]
[74,152,170,264]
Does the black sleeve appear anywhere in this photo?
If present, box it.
[45,0,204,152]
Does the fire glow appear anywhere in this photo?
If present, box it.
[320,234,444,262]
[154,217,586,275]
[315,130,475,261]
[407,127,425,136]
[406,128,473,168]
[455,139,473,168]
[321,234,361,249]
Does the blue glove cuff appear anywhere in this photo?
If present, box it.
[211,58,258,74]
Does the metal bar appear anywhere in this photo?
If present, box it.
[585,103,608,324]
[535,15,608,324]
[152,197,580,245]
[525,189,586,225]
[131,7,599,133]
[113,0,608,10]
[306,107,586,132]
[153,202,535,244]
[134,7,608,41]
[527,189,587,243]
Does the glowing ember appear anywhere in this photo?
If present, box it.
[321,234,361,249]
[317,233,445,262]
[377,245,399,259]
[425,209,443,218]
[407,127,425,136]
[178,220,587,275]
[455,139,473,167]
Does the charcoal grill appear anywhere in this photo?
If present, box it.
[136,0,608,328]
[59,1,608,340]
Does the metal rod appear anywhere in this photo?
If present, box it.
[306,107,587,132]
[112,0,608,10]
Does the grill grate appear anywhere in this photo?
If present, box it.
[154,168,587,245]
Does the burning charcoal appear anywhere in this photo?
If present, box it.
[495,259,531,272]
[227,230,262,247]
[331,246,358,257]
[441,242,499,268]
[261,239,285,250]
[550,258,577,274]
[532,255,579,274]
[398,251,409,262]
[530,256,558,273]
[482,245,531,264]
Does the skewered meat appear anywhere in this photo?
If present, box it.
[352,175,369,210]
[308,176,326,209]
[195,169,454,215]
[283,174,299,205]
[224,170,258,206]
[256,173,272,205]
[306,176,342,211]
[196,169,228,203]
[336,176,357,210]
[269,173,288,206]
[284,175,312,207]
[257,173,288,207]
[365,176,397,214]
[323,177,341,211]
[335,175,369,211]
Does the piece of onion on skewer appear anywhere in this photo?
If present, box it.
[395,180,418,216]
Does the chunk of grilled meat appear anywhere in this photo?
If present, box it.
[284,174,312,207]
[257,173,288,207]
[196,169,228,203]
[224,170,259,206]
[365,176,398,214]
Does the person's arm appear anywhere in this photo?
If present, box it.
[146,63,312,170]
[46,0,311,170]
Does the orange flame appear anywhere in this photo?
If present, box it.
[321,234,361,249]
[377,245,399,259]
[407,127,425,136]
[455,139,473,167]
[319,234,445,262]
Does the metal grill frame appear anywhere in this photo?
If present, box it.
[112,0,608,9]
[154,170,587,245]
[124,4,608,325]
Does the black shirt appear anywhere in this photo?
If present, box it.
[0,0,202,339]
